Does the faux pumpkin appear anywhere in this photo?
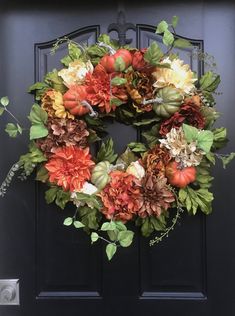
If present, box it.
[63,85,89,116]
[100,49,132,73]
[165,161,196,188]
[91,161,111,190]
[153,86,183,118]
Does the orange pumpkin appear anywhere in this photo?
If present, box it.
[165,161,196,188]
[63,85,89,116]
[100,49,132,73]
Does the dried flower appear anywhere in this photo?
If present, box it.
[138,173,175,218]
[159,103,205,136]
[125,70,154,112]
[152,57,197,94]
[159,127,205,167]
[36,118,89,157]
[100,170,141,222]
[41,89,74,119]
[141,144,171,177]
[132,48,148,71]
[45,146,95,192]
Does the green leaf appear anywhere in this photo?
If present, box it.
[142,124,160,148]
[182,123,198,142]
[45,187,58,204]
[107,230,117,242]
[133,117,161,126]
[63,217,73,226]
[111,77,127,86]
[212,127,228,149]
[28,82,48,93]
[106,243,117,261]
[45,69,67,93]
[19,142,47,176]
[156,20,168,34]
[128,142,147,153]
[29,104,48,125]
[36,166,49,183]
[118,230,134,247]
[163,29,174,46]
[114,56,126,72]
[5,123,18,137]
[144,42,163,66]
[96,138,118,163]
[68,42,82,60]
[87,129,101,143]
[73,220,85,229]
[74,192,101,209]
[0,96,9,107]
[197,130,214,153]
[199,71,220,92]
[78,206,101,231]
[220,152,235,169]
[91,232,99,243]
[171,16,179,28]
[116,148,138,168]
[179,187,214,215]
[55,189,71,209]
[30,124,48,140]
[110,98,124,106]
[0,107,4,115]
[173,38,192,48]
[206,152,216,165]
[28,104,48,140]
[115,221,127,231]
[60,55,72,66]
[28,82,49,100]
[150,216,166,231]
[101,221,117,231]
[17,124,22,135]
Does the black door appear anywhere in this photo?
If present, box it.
[0,1,235,316]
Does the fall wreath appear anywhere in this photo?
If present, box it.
[0,16,234,260]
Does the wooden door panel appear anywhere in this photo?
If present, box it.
[1,2,235,316]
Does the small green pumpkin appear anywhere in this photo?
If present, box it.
[91,161,111,190]
[153,86,183,118]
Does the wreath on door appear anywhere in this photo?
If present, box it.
[0,16,234,260]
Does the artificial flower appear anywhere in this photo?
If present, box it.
[159,103,205,136]
[138,173,175,218]
[126,160,145,180]
[36,118,89,157]
[58,60,93,87]
[152,57,197,94]
[45,146,95,192]
[100,170,141,222]
[141,144,171,177]
[159,127,205,167]
[85,64,128,113]
[41,89,74,119]
[125,70,154,112]
[132,48,148,71]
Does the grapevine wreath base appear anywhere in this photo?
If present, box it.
[0,16,234,260]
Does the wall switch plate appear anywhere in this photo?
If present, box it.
[0,279,20,305]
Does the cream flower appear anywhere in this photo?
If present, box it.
[126,161,145,180]
[152,57,197,94]
[58,60,93,87]
[159,127,205,167]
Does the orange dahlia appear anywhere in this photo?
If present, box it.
[100,170,141,222]
[85,64,128,113]
[45,145,95,192]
